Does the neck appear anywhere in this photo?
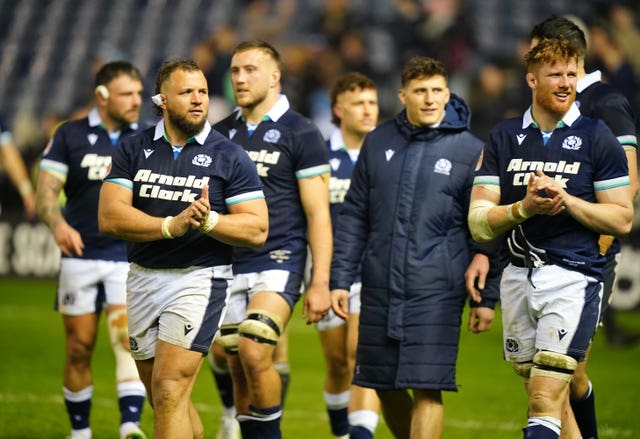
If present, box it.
[341,127,366,151]
[163,120,189,146]
[531,104,564,131]
[98,109,123,132]
[242,93,279,124]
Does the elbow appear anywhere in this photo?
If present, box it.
[615,221,633,239]
[97,213,120,238]
[246,222,269,248]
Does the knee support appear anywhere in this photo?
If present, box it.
[107,308,139,382]
[512,361,533,379]
[238,309,283,346]
[530,351,577,383]
[217,324,240,354]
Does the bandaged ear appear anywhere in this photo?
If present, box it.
[151,94,164,106]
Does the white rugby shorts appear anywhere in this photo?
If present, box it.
[500,263,602,363]
[56,258,129,315]
[316,282,362,331]
[222,270,302,325]
[126,263,231,360]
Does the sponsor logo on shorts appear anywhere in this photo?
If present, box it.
[129,337,139,351]
[505,338,519,353]
[63,293,75,306]
[557,328,568,341]
[184,324,194,336]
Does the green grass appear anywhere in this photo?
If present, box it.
[1,277,639,438]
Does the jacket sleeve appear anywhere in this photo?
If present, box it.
[330,142,371,290]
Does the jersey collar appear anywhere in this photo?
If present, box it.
[577,70,602,93]
[522,102,581,129]
[88,108,138,131]
[153,119,212,145]
[329,128,345,151]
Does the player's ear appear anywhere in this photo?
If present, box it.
[526,72,536,90]
[95,85,110,101]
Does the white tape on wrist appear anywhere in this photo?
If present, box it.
[18,180,33,197]
[199,211,219,234]
[161,216,175,239]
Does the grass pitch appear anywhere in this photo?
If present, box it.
[1,277,638,438]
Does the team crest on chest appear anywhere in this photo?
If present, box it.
[562,136,582,151]
[434,158,452,176]
[192,154,212,167]
[87,133,98,146]
[263,129,281,143]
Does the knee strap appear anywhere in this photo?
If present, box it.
[531,351,577,383]
[512,361,533,379]
[217,324,240,354]
[238,309,283,346]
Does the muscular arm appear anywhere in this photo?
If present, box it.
[204,197,268,248]
[36,169,84,256]
[1,143,35,217]
[299,174,332,323]
[625,148,639,200]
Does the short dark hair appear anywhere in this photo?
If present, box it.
[524,37,579,71]
[232,40,284,71]
[330,72,376,126]
[94,61,142,88]
[153,58,202,115]
[530,15,587,60]
[401,56,448,87]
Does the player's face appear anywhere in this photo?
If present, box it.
[230,48,280,110]
[335,87,379,137]
[164,69,209,137]
[398,75,450,127]
[105,75,143,125]
[528,59,577,117]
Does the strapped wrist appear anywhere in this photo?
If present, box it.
[161,216,175,239]
[199,211,219,234]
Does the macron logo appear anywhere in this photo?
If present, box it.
[385,149,395,161]
[516,134,527,145]
[143,149,154,158]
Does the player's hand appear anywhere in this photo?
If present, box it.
[468,306,494,333]
[169,185,211,236]
[302,284,331,325]
[53,221,84,256]
[330,289,349,320]
[465,253,489,303]
[22,191,37,219]
[522,171,566,216]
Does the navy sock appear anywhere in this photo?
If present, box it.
[237,405,282,439]
[571,384,598,439]
[522,422,559,439]
[327,406,349,436]
[119,394,144,424]
[213,368,235,409]
[64,386,92,430]
[349,425,374,439]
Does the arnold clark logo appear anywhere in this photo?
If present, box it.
[134,169,209,202]
[507,158,581,188]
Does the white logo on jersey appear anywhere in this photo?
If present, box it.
[263,129,281,143]
[133,169,210,202]
[229,129,237,139]
[80,153,112,180]
[507,159,580,188]
[87,133,98,146]
[329,176,350,204]
[329,158,341,171]
[562,136,582,151]
[385,149,395,161]
[270,249,291,263]
[192,154,212,167]
[516,134,527,145]
[247,149,281,177]
[143,148,154,158]
[434,158,452,176]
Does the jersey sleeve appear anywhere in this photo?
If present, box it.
[473,127,501,189]
[592,120,630,191]
[104,138,134,190]
[596,92,637,151]
[224,143,265,206]
[292,121,330,179]
[39,125,70,180]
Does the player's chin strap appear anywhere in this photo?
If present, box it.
[507,225,551,288]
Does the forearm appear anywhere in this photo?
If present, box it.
[564,194,632,237]
[307,214,332,287]
[35,171,65,231]
[2,145,33,197]
[207,211,268,248]
[98,198,166,242]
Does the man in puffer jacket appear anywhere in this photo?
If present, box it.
[330,56,499,438]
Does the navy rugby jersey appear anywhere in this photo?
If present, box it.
[474,103,629,281]
[214,95,330,274]
[577,71,638,255]
[105,120,264,269]
[40,109,139,261]
[327,129,360,223]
